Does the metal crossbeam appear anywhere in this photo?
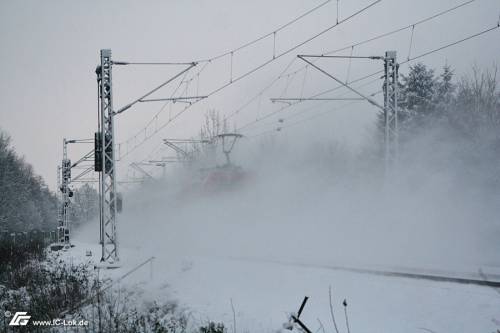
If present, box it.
[271,97,365,102]
[138,96,207,103]
[297,55,384,110]
[114,63,196,115]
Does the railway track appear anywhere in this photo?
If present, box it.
[230,256,500,289]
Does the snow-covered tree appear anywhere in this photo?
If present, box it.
[400,63,436,121]
[451,66,500,136]
[71,183,99,226]
[0,130,57,232]
[433,65,456,117]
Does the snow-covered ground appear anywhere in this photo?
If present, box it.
[69,150,500,332]
[65,238,500,333]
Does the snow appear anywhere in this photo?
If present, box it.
[64,240,500,333]
[65,142,500,333]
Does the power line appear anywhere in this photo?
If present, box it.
[116,0,381,160]
[131,0,341,129]
[223,0,479,124]
[271,97,365,102]
[196,0,335,62]
[206,0,382,97]
[297,55,384,110]
[121,61,210,154]
[286,91,382,130]
[237,76,382,132]
[250,90,383,139]
[113,61,195,66]
[246,23,500,138]
[322,0,478,57]
[119,0,494,164]
[284,0,478,82]
[114,63,197,115]
[401,24,500,64]
[239,21,499,133]
[117,0,331,131]
[226,57,297,120]
[250,101,363,139]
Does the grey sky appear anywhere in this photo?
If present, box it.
[0,0,499,189]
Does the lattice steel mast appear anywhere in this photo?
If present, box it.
[58,139,72,247]
[93,49,198,264]
[56,166,62,230]
[95,49,119,264]
[383,51,399,171]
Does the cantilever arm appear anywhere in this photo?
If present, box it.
[114,62,197,115]
[297,55,384,111]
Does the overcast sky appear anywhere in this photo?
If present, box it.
[0,0,499,190]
